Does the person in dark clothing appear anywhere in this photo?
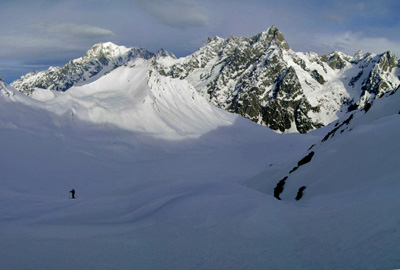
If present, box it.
[70,189,75,199]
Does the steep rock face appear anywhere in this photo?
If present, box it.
[154,48,177,59]
[11,42,154,95]
[321,51,350,70]
[359,51,399,103]
[154,26,399,133]
[322,51,399,105]
[155,26,323,133]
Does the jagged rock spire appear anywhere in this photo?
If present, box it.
[378,51,397,72]
[255,25,290,50]
[155,48,177,59]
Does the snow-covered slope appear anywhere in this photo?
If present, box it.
[1,68,400,269]
[1,66,320,269]
[2,27,400,269]
[11,42,154,95]
[247,86,400,201]
[241,87,400,268]
[29,59,234,140]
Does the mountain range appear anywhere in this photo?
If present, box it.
[11,25,400,133]
[2,26,400,269]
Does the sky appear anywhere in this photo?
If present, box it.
[0,0,399,83]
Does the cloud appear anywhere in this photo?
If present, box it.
[0,20,116,82]
[49,24,114,39]
[317,31,400,57]
[0,23,115,60]
[324,13,346,23]
[134,0,209,29]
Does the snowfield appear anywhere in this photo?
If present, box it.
[0,61,400,269]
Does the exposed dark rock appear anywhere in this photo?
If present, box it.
[322,114,354,142]
[322,52,348,70]
[378,51,397,72]
[343,114,353,125]
[347,103,359,112]
[311,70,325,84]
[363,102,372,113]
[295,186,307,201]
[349,70,363,87]
[360,52,399,101]
[157,26,326,134]
[274,176,288,200]
[297,151,315,167]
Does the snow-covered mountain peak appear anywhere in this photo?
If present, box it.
[354,49,364,58]
[10,26,400,134]
[255,25,290,50]
[321,51,352,69]
[377,50,398,72]
[152,25,399,133]
[81,41,154,64]
[206,36,224,45]
[155,48,177,59]
[84,41,131,59]
[352,49,374,63]
[11,42,154,95]
[35,61,236,140]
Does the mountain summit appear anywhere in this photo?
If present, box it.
[10,26,400,133]
[154,26,400,133]
[255,25,290,50]
[11,42,154,95]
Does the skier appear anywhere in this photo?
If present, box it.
[70,189,76,199]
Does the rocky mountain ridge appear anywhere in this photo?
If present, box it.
[11,42,154,95]
[154,26,400,133]
[10,26,400,133]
